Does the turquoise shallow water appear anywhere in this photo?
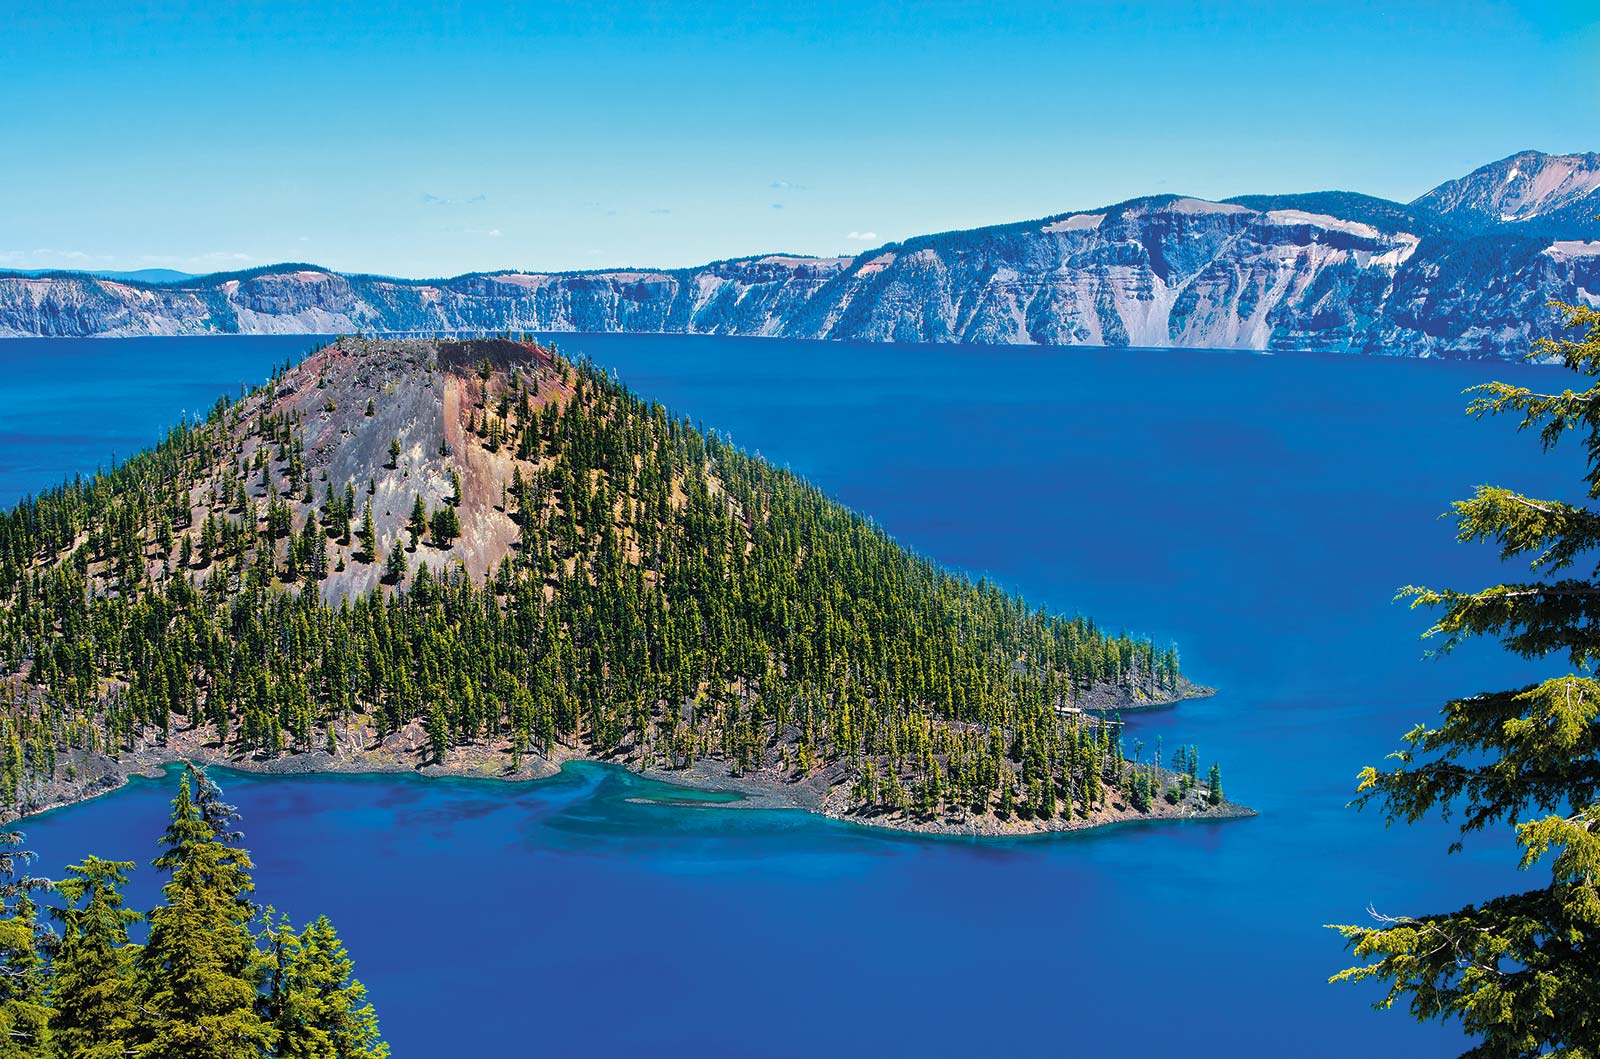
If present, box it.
[0,334,1572,1056]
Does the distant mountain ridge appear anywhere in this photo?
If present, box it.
[3,151,1597,358]
[3,267,195,284]
[1412,150,1600,236]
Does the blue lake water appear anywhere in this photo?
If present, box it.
[0,334,1573,1057]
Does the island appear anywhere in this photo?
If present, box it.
[0,337,1250,835]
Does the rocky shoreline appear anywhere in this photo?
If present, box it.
[7,681,1252,839]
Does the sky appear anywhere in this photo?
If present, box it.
[3,0,1598,279]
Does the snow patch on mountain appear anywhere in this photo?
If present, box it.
[1262,210,1384,239]
[6,151,1600,357]
[1546,240,1600,260]
[1042,214,1105,233]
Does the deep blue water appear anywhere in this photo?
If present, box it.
[0,335,1574,1057]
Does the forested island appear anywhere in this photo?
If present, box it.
[0,336,1247,835]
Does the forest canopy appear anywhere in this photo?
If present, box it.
[0,336,1224,830]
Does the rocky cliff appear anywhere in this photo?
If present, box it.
[4,151,1597,357]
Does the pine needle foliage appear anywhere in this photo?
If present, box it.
[1331,302,1600,1057]
[0,765,388,1058]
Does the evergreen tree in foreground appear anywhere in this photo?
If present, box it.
[1331,302,1600,1056]
[0,832,50,1058]
[50,856,141,1059]
[138,769,275,1058]
[264,913,388,1059]
[0,766,389,1057]
[0,764,394,1059]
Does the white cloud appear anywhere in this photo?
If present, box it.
[0,248,252,273]
[846,231,879,241]
[1,248,115,269]
[770,180,807,191]
[421,192,488,207]
[140,251,253,268]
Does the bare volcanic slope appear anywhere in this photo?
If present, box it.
[0,337,1242,834]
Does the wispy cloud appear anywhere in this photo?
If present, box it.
[770,203,785,210]
[421,192,488,207]
[140,251,254,268]
[2,248,251,271]
[769,180,806,191]
[2,248,113,266]
[846,231,879,242]
[648,208,672,216]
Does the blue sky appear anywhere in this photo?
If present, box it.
[3,0,1597,278]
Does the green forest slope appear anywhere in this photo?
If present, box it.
[0,337,1237,833]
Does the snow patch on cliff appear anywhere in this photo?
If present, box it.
[1263,210,1382,239]
[1546,240,1600,260]
[1041,214,1104,233]
[1166,199,1252,216]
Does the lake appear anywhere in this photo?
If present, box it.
[0,334,1571,1057]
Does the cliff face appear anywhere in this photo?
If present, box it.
[4,151,1598,357]
[1412,150,1600,237]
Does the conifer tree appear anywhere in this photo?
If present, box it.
[341,484,356,545]
[358,502,377,564]
[1332,303,1600,1056]
[265,913,388,1059]
[429,506,460,547]
[0,832,50,1059]
[137,768,276,1059]
[50,856,141,1059]
[382,542,406,586]
[297,512,326,583]
[407,496,427,550]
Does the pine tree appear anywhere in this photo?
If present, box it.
[1331,303,1600,1055]
[429,506,460,547]
[427,706,449,763]
[137,768,276,1059]
[407,496,427,551]
[382,542,406,586]
[265,914,388,1059]
[0,832,50,1058]
[50,856,142,1059]
[1206,762,1222,806]
[358,502,377,564]
[297,511,326,582]
[340,484,356,544]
